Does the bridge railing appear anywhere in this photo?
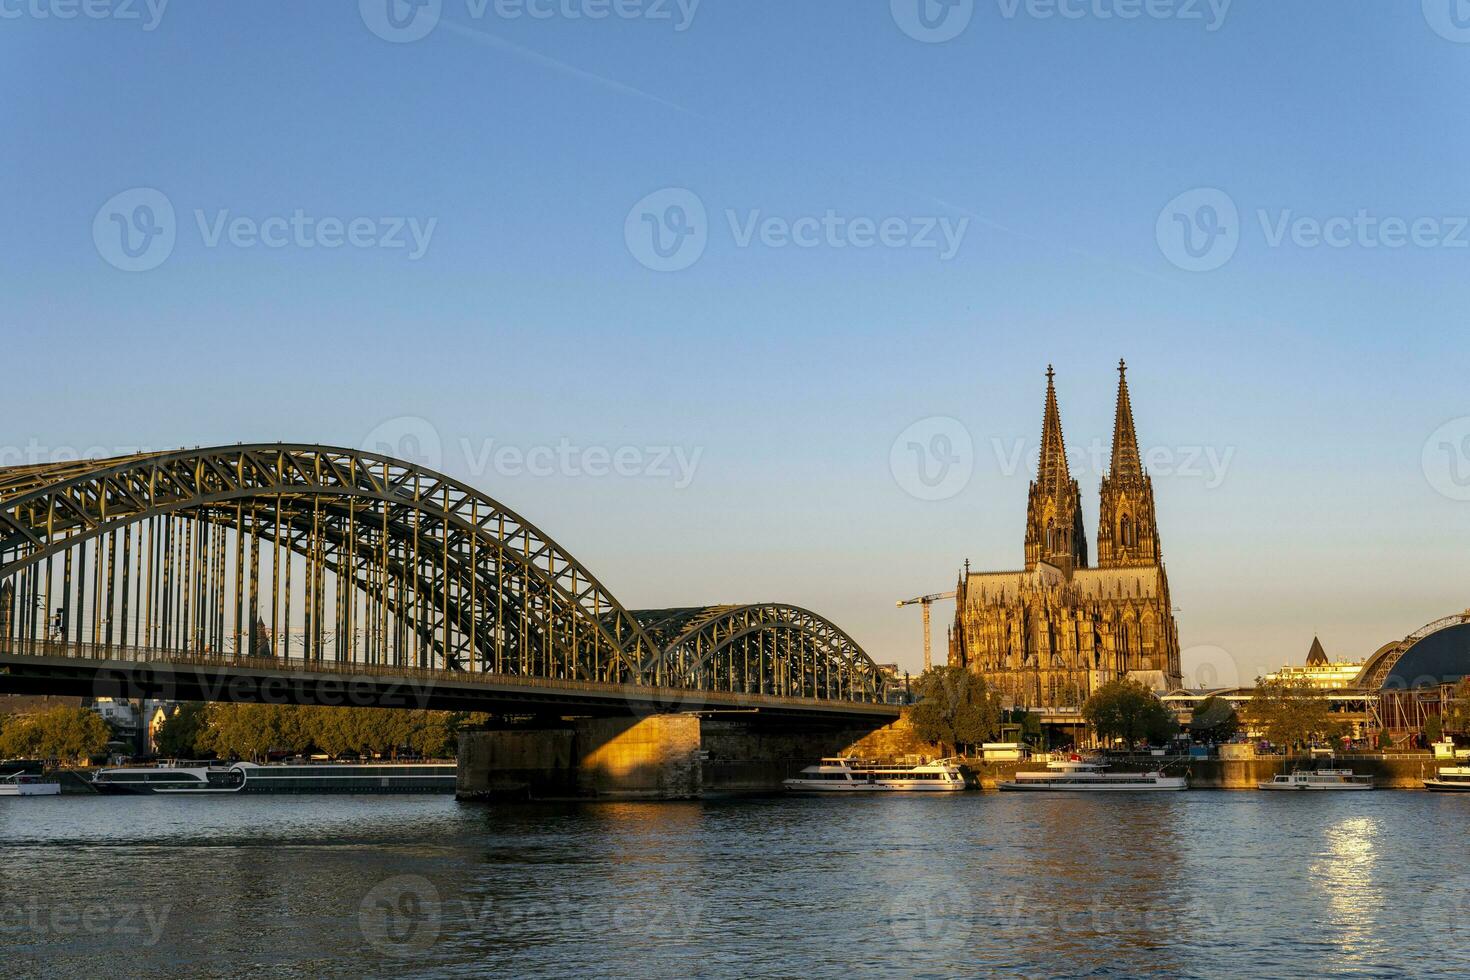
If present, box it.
[0,637,897,713]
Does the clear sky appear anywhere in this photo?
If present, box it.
[4,0,1469,684]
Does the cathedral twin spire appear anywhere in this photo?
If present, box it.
[1024,366,1088,574]
[1108,359,1144,484]
[1025,361,1160,574]
[1037,366,1072,498]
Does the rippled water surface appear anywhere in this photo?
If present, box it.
[3,791,1467,978]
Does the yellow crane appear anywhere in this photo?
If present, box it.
[896,591,958,672]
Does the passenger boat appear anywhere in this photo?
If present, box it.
[782,757,967,792]
[997,758,1187,792]
[1258,768,1374,791]
[92,761,456,795]
[0,773,62,797]
[93,764,247,794]
[1424,766,1470,792]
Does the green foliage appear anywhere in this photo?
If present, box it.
[194,704,476,762]
[1010,709,1042,743]
[1425,714,1444,744]
[0,707,111,763]
[1189,695,1240,743]
[1081,678,1177,748]
[0,712,37,759]
[154,703,208,758]
[1243,676,1333,749]
[908,666,1002,755]
[1377,728,1394,750]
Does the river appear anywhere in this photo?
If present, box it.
[2,792,1466,978]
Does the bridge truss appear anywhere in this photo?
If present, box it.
[0,446,887,708]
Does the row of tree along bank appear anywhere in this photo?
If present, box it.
[904,666,1405,754]
[0,703,489,766]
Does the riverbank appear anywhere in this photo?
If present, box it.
[958,753,1442,790]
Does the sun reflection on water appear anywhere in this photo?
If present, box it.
[1309,814,1383,960]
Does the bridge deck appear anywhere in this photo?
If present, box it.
[0,641,900,726]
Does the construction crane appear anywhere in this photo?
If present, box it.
[896,591,958,672]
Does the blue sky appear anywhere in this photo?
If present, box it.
[4,0,1469,682]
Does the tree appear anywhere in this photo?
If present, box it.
[154,703,209,758]
[0,707,111,764]
[1082,678,1177,749]
[1243,676,1332,749]
[1189,695,1240,743]
[197,703,302,761]
[1425,714,1444,745]
[1007,708,1043,746]
[908,666,1002,756]
[0,713,40,759]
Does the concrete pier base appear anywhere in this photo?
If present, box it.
[457,715,703,801]
[457,712,924,801]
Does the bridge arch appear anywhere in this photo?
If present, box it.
[0,445,662,685]
[0,446,887,704]
[634,604,886,701]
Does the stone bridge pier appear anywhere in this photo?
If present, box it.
[456,711,925,801]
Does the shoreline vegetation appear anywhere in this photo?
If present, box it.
[0,703,489,767]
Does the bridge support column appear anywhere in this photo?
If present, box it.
[458,711,926,801]
[457,714,702,801]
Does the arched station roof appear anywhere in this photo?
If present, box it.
[1381,620,1470,690]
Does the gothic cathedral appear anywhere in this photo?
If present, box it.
[948,362,1182,709]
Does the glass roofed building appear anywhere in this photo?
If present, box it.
[1372,612,1470,738]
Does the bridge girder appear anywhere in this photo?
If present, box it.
[0,445,887,706]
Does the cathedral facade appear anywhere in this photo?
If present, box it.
[948,363,1182,710]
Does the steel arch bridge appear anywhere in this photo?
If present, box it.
[635,604,882,700]
[0,445,891,719]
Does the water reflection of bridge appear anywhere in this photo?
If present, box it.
[0,445,896,725]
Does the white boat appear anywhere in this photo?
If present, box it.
[782,757,967,792]
[1425,766,1470,792]
[1258,768,1373,791]
[91,761,457,795]
[997,758,1187,792]
[0,773,62,797]
[93,763,246,794]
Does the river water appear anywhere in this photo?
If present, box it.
[2,791,1466,978]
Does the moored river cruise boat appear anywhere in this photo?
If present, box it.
[92,761,456,795]
[0,773,62,797]
[997,758,1187,792]
[1424,766,1470,792]
[1258,768,1374,791]
[782,757,968,792]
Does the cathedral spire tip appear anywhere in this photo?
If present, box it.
[1108,357,1142,483]
[1037,364,1070,492]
